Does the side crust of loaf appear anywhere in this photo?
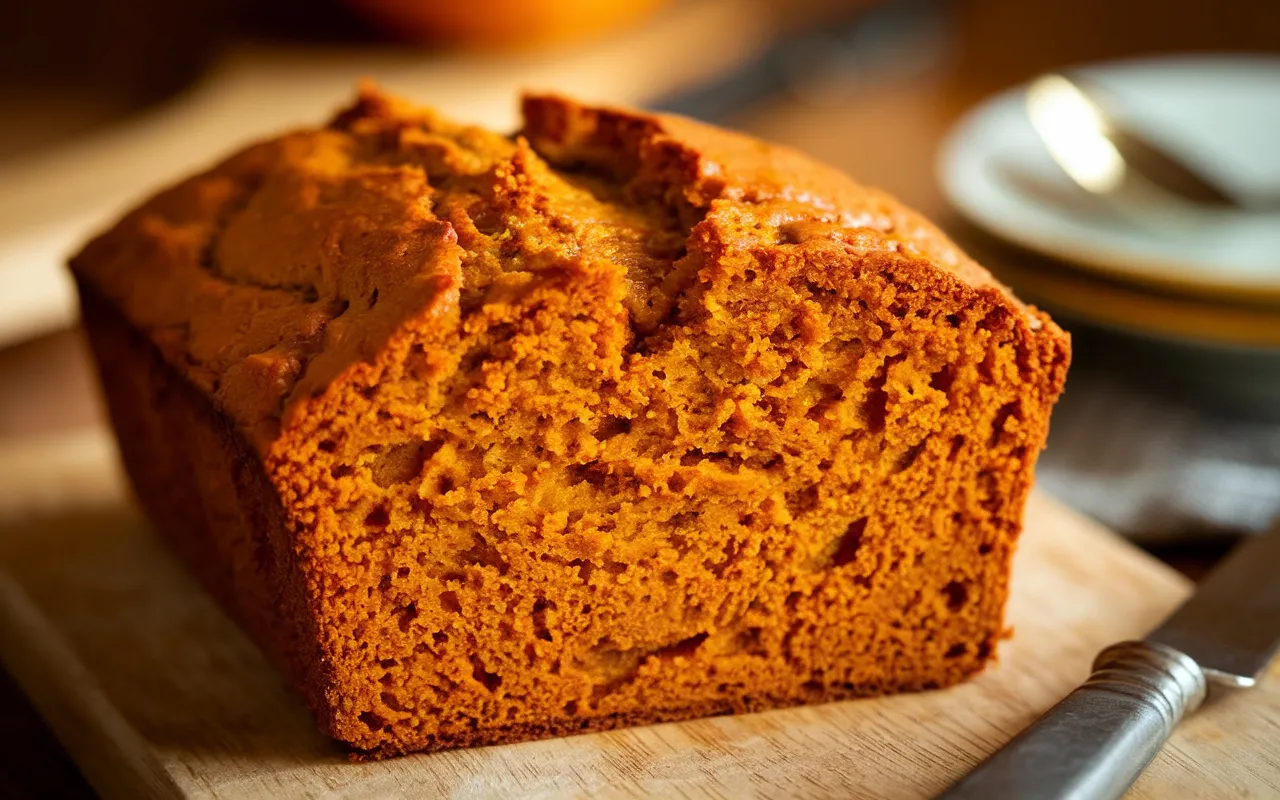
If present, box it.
[76,283,339,728]
[72,89,1070,757]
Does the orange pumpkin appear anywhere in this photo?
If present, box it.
[343,0,672,47]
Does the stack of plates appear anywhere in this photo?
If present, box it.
[937,56,1280,420]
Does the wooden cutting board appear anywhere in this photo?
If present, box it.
[0,430,1276,799]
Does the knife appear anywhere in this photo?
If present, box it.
[940,521,1280,800]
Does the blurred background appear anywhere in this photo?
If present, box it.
[0,0,1278,794]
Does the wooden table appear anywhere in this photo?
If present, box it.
[0,0,1274,794]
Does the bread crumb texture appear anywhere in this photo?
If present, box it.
[71,88,1069,757]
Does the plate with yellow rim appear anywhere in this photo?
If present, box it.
[938,55,1280,304]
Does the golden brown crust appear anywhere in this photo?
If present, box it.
[72,87,1070,757]
[518,94,1022,303]
[71,88,1034,455]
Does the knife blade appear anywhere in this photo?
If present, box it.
[940,521,1280,800]
[1147,519,1280,687]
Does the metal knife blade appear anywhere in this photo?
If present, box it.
[1147,521,1280,687]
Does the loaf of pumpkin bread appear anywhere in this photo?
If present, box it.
[71,88,1069,757]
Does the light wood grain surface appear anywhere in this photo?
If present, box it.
[0,431,1273,799]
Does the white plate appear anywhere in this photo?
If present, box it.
[938,55,1280,301]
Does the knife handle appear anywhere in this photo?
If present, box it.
[940,640,1206,800]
